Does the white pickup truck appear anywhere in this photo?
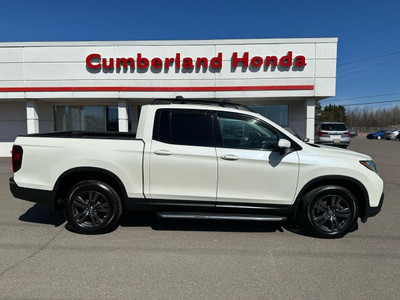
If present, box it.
[9,99,384,238]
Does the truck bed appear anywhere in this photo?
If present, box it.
[12,132,144,199]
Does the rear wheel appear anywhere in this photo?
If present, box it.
[64,180,122,234]
[377,135,382,140]
[300,185,358,238]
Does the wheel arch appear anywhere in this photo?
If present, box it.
[292,175,369,221]
[53,167,129,211]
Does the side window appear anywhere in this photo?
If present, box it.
[154,109,213,147]
[217,113,279,150]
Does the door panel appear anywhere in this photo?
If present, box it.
[216,148,299,205]
[149,108,217,203]
[215,112,299,205]
[150,140,217,201]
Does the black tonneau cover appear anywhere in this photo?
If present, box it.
[21,131,137,140]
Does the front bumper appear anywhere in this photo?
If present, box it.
[364,192,384,218]
[9,177,55,207]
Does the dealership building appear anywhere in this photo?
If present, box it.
[0,38,337,157]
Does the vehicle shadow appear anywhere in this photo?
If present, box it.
[19,203,66,227]
[18,205,312,237]
[119,212,308,235]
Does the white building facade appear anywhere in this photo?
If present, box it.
[0,38,337,157]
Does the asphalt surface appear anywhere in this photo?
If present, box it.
[0,138,399,299]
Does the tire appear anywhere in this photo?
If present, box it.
[300,185,358,238]
[377,136,382,140]
[64,180,122,234]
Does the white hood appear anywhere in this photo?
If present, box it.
[309,144,372,161]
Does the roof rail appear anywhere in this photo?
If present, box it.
[151,97,254,112]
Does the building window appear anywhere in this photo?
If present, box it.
[54,106,81,131]
[54,105,132,132]
[249,105,288,127]
[83,106,106,131]
[106,106,118,131]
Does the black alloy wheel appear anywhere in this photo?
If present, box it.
[65,180,122,234]
[300,185,358,238]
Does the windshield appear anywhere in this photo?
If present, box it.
[321,124,347,131]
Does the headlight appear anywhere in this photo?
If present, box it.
[360,160,377,173]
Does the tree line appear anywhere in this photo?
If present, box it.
[316,102,400,128]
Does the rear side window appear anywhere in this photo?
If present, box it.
[153,109,213,147]
[321,123,347,131]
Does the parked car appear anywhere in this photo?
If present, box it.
[349,129,358,137]
[384,129,400,140]
[366,130,389,140]
[315,122,351,148]
[9,99,384,238]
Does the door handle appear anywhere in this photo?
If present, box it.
[220,154,239,161]
[154,150,172,156]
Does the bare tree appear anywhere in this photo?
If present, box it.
[346,105,400,128]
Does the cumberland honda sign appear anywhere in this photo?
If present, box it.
[86,51,307,71]
[0,38,338,94]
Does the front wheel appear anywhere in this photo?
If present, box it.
[300,185,358,238]
[64,180,122,234]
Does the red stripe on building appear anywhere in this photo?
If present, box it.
[0,85,314,92]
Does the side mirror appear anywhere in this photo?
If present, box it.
[278,138,291,155]
[303,138,310,143]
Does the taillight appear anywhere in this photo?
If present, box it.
[343,132,351,137]
[317,131,329,137]
[12,145,23,173]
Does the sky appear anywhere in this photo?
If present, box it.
[0,0,399,111]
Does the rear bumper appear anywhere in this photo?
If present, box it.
[364,192,384,218]
[316,137,350,146]
[9,177,55,207]
[316,141,350,147]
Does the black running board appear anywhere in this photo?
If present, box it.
[157,212,287,222]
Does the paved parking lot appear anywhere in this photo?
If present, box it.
[0,138,399,299]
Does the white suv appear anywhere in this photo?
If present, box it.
[315,122,351,148]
